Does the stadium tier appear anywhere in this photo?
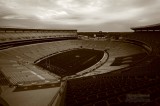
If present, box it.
[0,24,160,106]
[0,28,77,43]
[0,40,145,85]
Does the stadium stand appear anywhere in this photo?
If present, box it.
[0,38,146,105]
[65,55,160,106]
[1,40,141,86]
[64,24,160,106]
[0,28,77,43]
[0,24,160,106]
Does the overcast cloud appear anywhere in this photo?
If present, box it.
[0,0,160,31]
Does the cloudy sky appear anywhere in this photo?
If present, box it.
[0,0,160,32]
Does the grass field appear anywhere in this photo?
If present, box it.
[37,49,104,77]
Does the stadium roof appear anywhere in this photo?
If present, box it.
[0,27,77,31]
[131,23,160,30]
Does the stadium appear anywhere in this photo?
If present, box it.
[0,23,160,106]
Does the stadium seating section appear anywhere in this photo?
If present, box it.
[0,31,160,106]
[65,32,160,106]
[0,32,77,43]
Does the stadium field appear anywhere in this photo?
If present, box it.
[36,48,104,77]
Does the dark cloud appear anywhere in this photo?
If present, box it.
[0,0,159,31]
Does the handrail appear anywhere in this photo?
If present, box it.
[48,77,68,106]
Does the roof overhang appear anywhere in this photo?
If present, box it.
[131,23,160,31]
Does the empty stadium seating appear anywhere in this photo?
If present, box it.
[0,30,77,43]
[64,32,160,106]
[0,39,146,86]
[124,32,160,56]
[65,56,160,106]
[0,30,160,106]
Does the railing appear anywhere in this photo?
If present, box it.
[48,77,68,106]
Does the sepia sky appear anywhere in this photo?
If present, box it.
[0,0,160,31]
